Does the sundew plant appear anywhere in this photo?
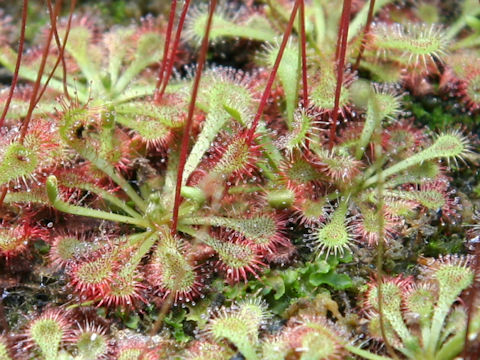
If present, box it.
[0,0,480,359]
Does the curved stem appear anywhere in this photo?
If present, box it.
[71,143,147,212]
[157,0,192,100]
[362,143,446,189]
[41,0,64,101]
[88,159,147,213]
[19,0,60,144]
[373,129,399,360]
[427,304,455,357]
[344,344,392,360]
[299,0,308,107]
[47,176,149,227]
[128,232,158,267]
[77,184,143,219]
[246,0,300,143]
[329,0,352,150]
[37,0,76,103]
[462,243,480,359]
[436,331,466,360]
[0,0,28,129]
[171,0,217,234]
[353,0,376,71]
[154,0,177,102]
[446,5,480,40]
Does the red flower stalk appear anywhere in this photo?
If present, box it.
[246,0,300,144]
[353,0,376,71]
[154,0,177,102]
[36,0,76,104]
[329,0,353,150]
[171,0,217,234]
[0,0,28,209]
[299,0,309,108]
[0,0,27,129]
[157,0,192,102]
[18,0,59,144]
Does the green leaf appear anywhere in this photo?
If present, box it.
[313,272,353,290]
[263,41,299,125]
[182,73,254,183]
[317,260,331,273]
[266,276,286,300]
[186,300,211,328]
[165,309,191,342]
[326,255,339,267]
[223,103,243,123]
[185,216,279,248]
[123,313,140,330]
[185,10,276,46]
[339,251,353,263]
[65,25,105,95]
[308,261,331,286]
[283,268,300,285]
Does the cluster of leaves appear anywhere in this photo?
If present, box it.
[0,307,173,360]
[362,255,479,359]
[0,0,479,359]
[223,252,354,316]
[192,256,479,360]
[0,256,478,360]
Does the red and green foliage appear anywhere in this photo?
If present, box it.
[0,0,479,359]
